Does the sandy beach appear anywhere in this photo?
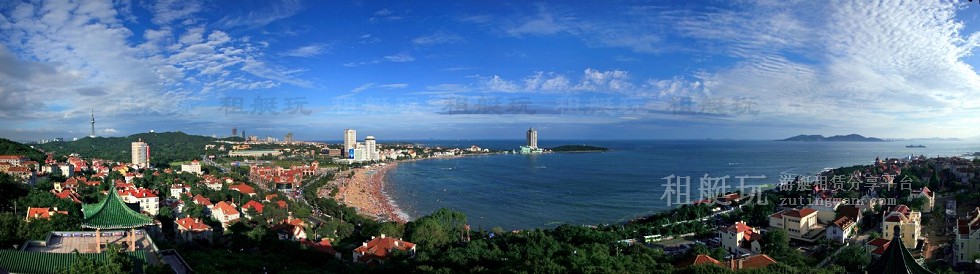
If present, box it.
[334,162,407,223]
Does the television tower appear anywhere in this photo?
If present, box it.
[89,109,96,138]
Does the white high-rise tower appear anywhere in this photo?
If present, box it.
[365,136,378,161]
[343,129,357,157]
[131,139,150,168]
[526,127,538,149]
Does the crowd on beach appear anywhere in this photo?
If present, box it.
[334,163,406,223]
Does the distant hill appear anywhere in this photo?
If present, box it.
[0,138,45,162]
[35,132,227,165]
[779,134,885,142]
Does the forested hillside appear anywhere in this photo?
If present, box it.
[35,132,227,165]
[0,138,45,161]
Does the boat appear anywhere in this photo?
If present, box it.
[906,145,925,148]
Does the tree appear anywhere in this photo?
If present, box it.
[0,212,24,248]
[761,228,807,267]
[833,245,871,272]
[909,196,928,212]
[408,218,451,249]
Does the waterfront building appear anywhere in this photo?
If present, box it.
[526,127,538,149]
[365,136,379,161]
[720,221,762,255]
[519,127,544,154]
[344,129,357,157]
[882,204,922,249]
[769,208,822,241]
[131,139,150,168]
[955,207,980,264]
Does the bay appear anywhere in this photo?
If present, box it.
[387,140,980,230]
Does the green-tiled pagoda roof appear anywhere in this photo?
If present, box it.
[865,226,934,274]
[0,249,147,274]
[82,190,153,229]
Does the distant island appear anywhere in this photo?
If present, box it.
[778,134,886,142]
[549,145,609,152]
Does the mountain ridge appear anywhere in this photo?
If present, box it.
[778,134,886,142]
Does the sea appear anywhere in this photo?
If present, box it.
[385,140,980,230]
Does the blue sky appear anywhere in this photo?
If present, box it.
[3,0,980,142]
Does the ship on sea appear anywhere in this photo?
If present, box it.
[906,145,925,148]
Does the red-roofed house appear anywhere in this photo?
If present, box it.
[673,253,777,271]
[769,208,819,241]
[954,207,980,263]
[909,187,934,213]
[825,215,857,243]
[865,238,891,258]
[352,234,416,263]
[242,200,264,219]
[300,238,341,259]
[25,207,68,221]
[212,201,240,228]
[192,194,213,208]
[264,194,279,202]
[882,204,921,248]
[5,166,33,181]
[721,221,762,254]
[229,184,256,197]
[118,188,159,216]
[729,254,777,270]
[175,217,212,243]
[0,155,27,166]
[674,254,722,268]
[169,184,191,198]
[53,189,81,203]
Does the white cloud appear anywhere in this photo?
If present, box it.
[384,53,415,62]
[412,32,465,46]
[150,0,203,26]
[499,4,662,53]
[481,75,520,92]
[217,0,303,28]
[344,53,416,67]
[282,43,331,57]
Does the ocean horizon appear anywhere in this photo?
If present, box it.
[385,139,980,230]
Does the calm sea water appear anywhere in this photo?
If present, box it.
[387,140,980,230]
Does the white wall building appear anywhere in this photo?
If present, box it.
[131,140,150,168]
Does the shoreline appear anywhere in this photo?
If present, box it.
[335,162,407,223]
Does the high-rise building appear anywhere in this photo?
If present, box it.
[365,136,378,161]
[89,110,96,138]
[285,132,294,144]
[344,129,357,157]
[526,127,538,149]
[131,139,150,168]
[232,127,237,137]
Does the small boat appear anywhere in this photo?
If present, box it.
[906,145,925,148]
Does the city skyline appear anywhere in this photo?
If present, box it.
[3,1,980,141]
